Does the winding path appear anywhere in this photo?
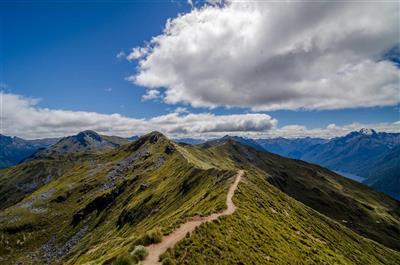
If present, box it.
[141,170,244,265]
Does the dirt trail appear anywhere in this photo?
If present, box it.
[141,170,244,265]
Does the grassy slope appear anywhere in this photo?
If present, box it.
[169,168,400,265]
[0,133,235,265]
[193,141,400,250]
[164,141,400,264]
[0,134,399,265]
[0,157,79,209]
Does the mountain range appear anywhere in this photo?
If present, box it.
[1,129,399,200]
[0,134,58,169]
[0,131,399,265]
[175,129,400,200]
[253,129,400,200]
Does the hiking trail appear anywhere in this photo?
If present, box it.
[141,170,244,265]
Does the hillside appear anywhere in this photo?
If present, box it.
[0,132,399,265]
[363,145,400,200]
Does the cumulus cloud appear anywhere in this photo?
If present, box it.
[128,1,400,111]
[127,47,149,61]
[0,92,277,139]
[1,92,397,139]
[174,107,189,113]
[142,89,161,101]
[149,112,277,136]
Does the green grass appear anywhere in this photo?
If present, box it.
[0,133,399,265]
[111,254,134,265]
[188,141,400,251]
[167,168,400,264]
[135,228,163,246]
[0,133,234,264]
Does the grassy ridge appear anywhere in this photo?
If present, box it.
[168,168,400,264]
[0,133,235,264]
[185,140,400,251]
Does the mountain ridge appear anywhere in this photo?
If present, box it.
[0,131,399,264]
[33,130,131,156]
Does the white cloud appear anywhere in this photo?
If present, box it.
[127,47,149,61]
[174,107,188,113]
[262,121,400,139]
[149,112,277,136]
[104,87,113,92]
[116,51,126,59]
[0,92,277,139]
[2,92,397,140]
[128,1,400,111]
[142,89,160,101]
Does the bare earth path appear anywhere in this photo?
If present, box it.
[141,170,244,265]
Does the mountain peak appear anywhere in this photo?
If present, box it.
[147,131,165,137]
[139,131,167,142]
[359,128,377,136]
[76,130,102,141]
[203,135,265,152]
[126,131,173,154]
[130,131,168,145]
[32,130,126,156]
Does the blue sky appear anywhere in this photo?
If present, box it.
[1,1,191,118]
[0,1,399,139]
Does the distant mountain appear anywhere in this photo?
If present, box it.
[0,131,399,264]
[255,137,328,159]
[174,138,206,145]
[300,129,400,197]
[0,134,58,169]
[203,135,265,152]
[0,132,138,169]
[33,130,130,157]
[253,129,400,200]
[363,145,400,200]
[300,129,400,173]
[127,135,139,141]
